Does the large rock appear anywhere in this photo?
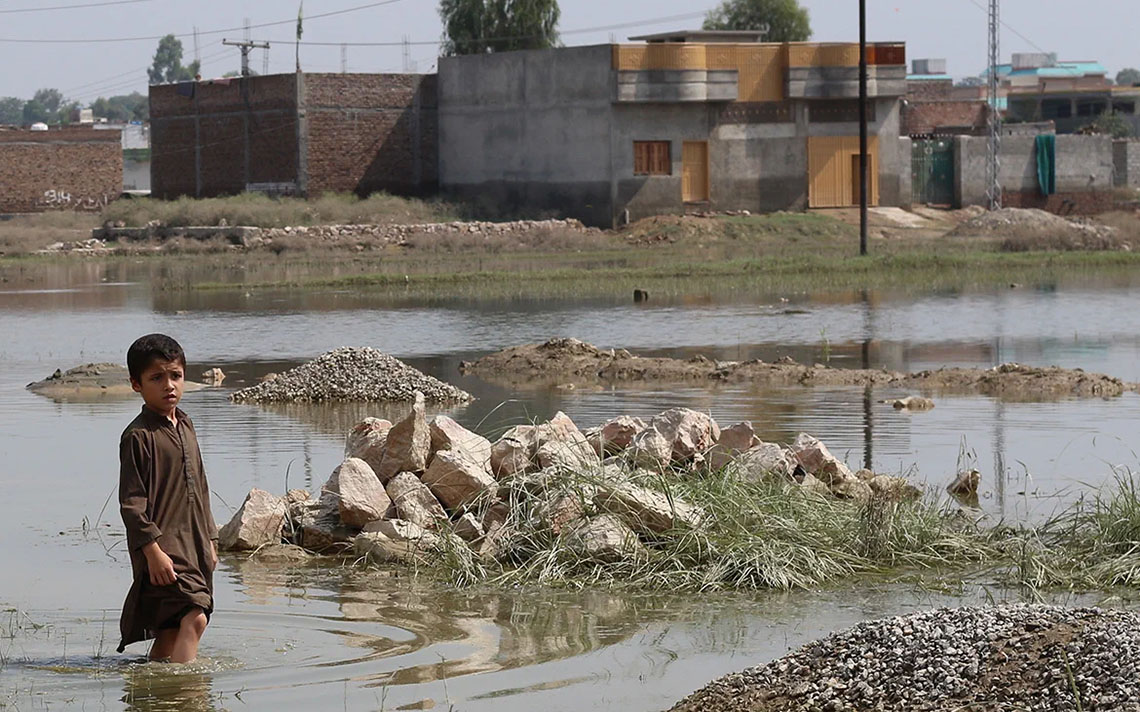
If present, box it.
[790,433,854,486]
[829,475,873,501]
[534,411,600,470]
[354,519,446,564]
[595,472,705,534]
[567,514,644,562]
[345,417,392,472]
[869,474,922,501]
[218,488,286,551]
[296,506,357,552]
[429,415,492,469]
[324,458,392,528]
[650,408,721,462]
[628,425,673,471]
[490,425,536,479]
[587,415,647,456]
[385,472,448,530]
[728,442,797,482]
[422,449,496,511]
[707,421,760,471]
[453,512,485,542]
[377,392,431,482]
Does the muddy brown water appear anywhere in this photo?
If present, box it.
[3,260,1140,710]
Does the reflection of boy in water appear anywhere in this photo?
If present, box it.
[116,334,219,662]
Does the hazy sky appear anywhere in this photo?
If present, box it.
[0,0,1135,103]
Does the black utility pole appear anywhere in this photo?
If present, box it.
[858,0,869,256]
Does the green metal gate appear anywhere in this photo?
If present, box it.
[911,138,954,206]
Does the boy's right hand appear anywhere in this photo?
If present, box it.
[142,542,178,586]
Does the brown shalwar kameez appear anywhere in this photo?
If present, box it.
[117,405,218,653]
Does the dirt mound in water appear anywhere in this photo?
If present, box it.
[949,207,1127,251]
[26,363,207,401]
[461,339,1135,399]
[669,604,1140,712]
[231,347,472,403]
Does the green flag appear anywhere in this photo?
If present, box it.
[296,2,303,40]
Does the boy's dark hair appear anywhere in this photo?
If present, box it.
[127,333,186,382]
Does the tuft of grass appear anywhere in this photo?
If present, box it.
[419,467,1000,593]
[101,192,460,229]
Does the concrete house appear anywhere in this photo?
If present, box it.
[438,31,910,227]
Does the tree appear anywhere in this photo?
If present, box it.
[439,0,560,55]
[1117,67,1140,87]
[1082,112,1133,139]
[32,88,63,116]
[702,0,811,41]
[0,97,23,124]
[22,100,50,125]
[92,92,148,122]
[148,34,200,84]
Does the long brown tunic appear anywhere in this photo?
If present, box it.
[117,405,218,652]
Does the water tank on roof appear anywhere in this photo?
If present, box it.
[912,58,947,75]
[1012,53,1053,70]
[29,122,49,131]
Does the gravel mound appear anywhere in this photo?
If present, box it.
[669,604,1140,712]
[949,207,1125,251]
[230,347,472,403]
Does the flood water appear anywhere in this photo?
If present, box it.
[2,259,1140,710]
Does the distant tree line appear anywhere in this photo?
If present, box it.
[0,89,147,127]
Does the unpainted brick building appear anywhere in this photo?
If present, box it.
[149,73,437,199]
[0,127,122,213]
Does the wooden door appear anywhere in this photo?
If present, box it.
[682,141,709,202]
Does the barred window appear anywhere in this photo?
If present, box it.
[634,141,671,175]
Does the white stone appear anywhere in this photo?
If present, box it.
[385,471,448,529]
[567,514,644,561]
[595,474,705,534]
[323,458,392,528]
[628,425,673,471]
[429,415,492,469]
[378,392,430,482]
[649,408,721,462]
[218,488,286,551]
[422,449,496,511]
[490,424,536,479]
[588,415,647,456]
[354,519,445,564]
[345,417,392,473]
[534,412,600,470]
[790,433,854,486]
[707,421,760,471]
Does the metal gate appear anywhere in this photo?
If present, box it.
[911,138,954,206]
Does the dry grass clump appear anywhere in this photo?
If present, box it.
[402,226,610,253]
[431,468,999,593]
[101,192,460,228]
[0,212,100,254]
[999,224,1131,252]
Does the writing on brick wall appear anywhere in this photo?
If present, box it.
[37,189,111,210]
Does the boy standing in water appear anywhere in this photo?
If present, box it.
[117,334,218,662]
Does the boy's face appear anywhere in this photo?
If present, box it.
[131,357,185,418]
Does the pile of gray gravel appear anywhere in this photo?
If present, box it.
[230,347,472,403]
[669,604,1140,712]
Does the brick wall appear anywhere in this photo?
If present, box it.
[0,127,122,213]
[906,79,953,102]
[150,75,299,198]
[902,100,987,136]
[304,73,438,196]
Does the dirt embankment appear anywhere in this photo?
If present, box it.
[26,363,207,401]
[460,339,1135,400]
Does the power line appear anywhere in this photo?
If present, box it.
[0,0,152,14]
[963,0,1049,56]
[0,0,406,43]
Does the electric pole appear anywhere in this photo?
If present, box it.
[222,39,271,77]
[986,0,1002,210]
[858,0,868,255]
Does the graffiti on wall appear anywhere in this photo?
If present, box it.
[37,189,112,211]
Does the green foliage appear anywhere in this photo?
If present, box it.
[32,88,63,115]
[91,92,148,122]
[439,0,560,55]
[702,0,811,41]
[1086,112,1133,139]
[0,97,22,125]
[21,100,50,125]
[1115,67,1140,87]
[148,34,201,84]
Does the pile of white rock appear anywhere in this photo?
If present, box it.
[256,218,593,247]
[218,394,920,565]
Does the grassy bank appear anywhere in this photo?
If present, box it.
[413,467,1140,595]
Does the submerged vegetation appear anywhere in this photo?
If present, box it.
[361,466,1140,595]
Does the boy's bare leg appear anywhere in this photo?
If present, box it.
[168,608,208,663]
[149,629,178,661]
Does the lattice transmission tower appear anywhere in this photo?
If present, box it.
[986,0,1002,210]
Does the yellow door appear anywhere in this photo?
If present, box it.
[682,141,709,202]
[808,136,879,207]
